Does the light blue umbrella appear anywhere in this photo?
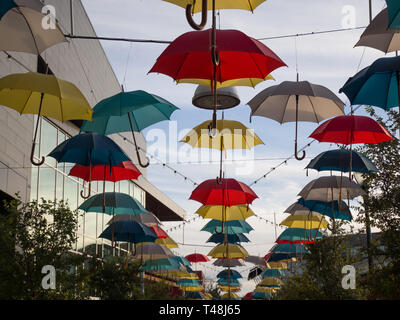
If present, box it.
[261,268,287,278]
[99,220,157,243]
[271,243,310,254]
[217,269,243,280]
[297,197,352,221]
[201,220,253,234]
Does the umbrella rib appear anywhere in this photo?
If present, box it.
[247,51,265,80]
[173,52,190,81]
[280,95,292,124]
[308,96,320,123]
[16,7,40,55]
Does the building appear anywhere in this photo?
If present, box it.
[0,0,185,259]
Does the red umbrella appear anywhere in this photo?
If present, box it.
[309,115,394,145]
[189,178,258,207]
[69,161,141,182]
[244,292,253,300]
[150,226,169,239]
[185,253,210,263]
[310,115,394,180]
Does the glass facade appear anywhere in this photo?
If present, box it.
[30,117,146,258]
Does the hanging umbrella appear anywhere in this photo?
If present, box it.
[196,205,255,221]
[221,292,240,300]
[276,228,323,244]
[280,214,328,229]
[107,212,161,227]
[258,277,284,288]
[306,149,378,174]
[261,268,287,278]
[264,252,297,263]
[217,269,243,280]
[271,243,309,255]
[248,266,264,280]
[99,220,157,243]
[213,258,245,267]
[190,178,258,207]
[254,286,276,294]
[245,255,267,266]
[177,278,202,287]
[149,226,169,239]
[355,8,400,54]
[80,90,179,168]
[155,236,179,249]
[297,198,352,221]
[218,285,241,292]
[78,192,147,216]
[252,291,272,299]
[171,256,192,267]
[310,115,394,179]
[178,75,274,89]
[0,0,43,19]
[132,242,175,261]
[181,119,264,182]
[0,72,92,166]
[248,78,344,160]
[0,7,66,55]
[217,278,241,287]
[385,0,400,29]
[185,291,206,300]
[268,262,288,269]
[207,233,250,244]
[139,257,183,271]
[285,202,328,217]
[185,253,210,263]
[150,28,285,129]
[208,243,249,259]
[201,220,253,234]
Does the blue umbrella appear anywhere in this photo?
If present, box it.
[171,256,192,267]
[99,220,157,243]
[266,252,297,262]
[261,268,287,278]
[252,291,272,299]
[271,243,310,254]
[217,278,241,287]
[386,0,400,29]
[206,233,250,244]
[201,220,253,234]
[339,55,400,111]
[276,228,323,244]
[217,269,243,280]
[139,258,182,271]
[177,278,201,287]
[298,197,353,221]
[185,291,205,299]
[306,149,378,174]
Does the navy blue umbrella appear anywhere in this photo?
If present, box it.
[306,149,378,174]
[99,220,157,243]
[297,197,353,221]
[217,269,243,280]
[265,252,296,262]
[206,233,250,244]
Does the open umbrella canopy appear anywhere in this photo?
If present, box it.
[48,133,131,166]
[69,161,141,182]
[217,269,243,280]
[268,262,288,269]
[259,277,284,288]
[254,286,276,294]
[339,56,400,111]
[80,90,179,134]
[386,0,400,29]
[201,219,253,234]
[185,291,206,300]
[213,258,245,267]
[217,278,241,287]
[163,0,266,12]
[207,232,250,244]
[221,292,240,300]
[261,268,287,278]
[181,120,264,151]
[185,253,210,263]
[78,192,148,216]
[0,7,66,54]
[276,228,323,244]
[306,149,378,174]
[139,257,182,271]
[252,291,273,299]
[271,243,310,254]
[310,115,394,145]
[149,28,286,85]
[190,178,258,207]
[248,266,264,280]
[280,215,328,229]
[297,198,353,221]
[99,220,157,243]
[171,256,192,267]
[177,278,202,287]
[177,75,274,89]
[298,176,366,202]
[264,252,297,263]
[155,236,179,249]
[355,8,400,54]
[196,204,255,221]
[107,212,161,227]
[149,226,169,239]
[208,243,249,259]
[284,202,327,217]
[132,242,175,260]
[218,285,241,292]
[245,255,267,266]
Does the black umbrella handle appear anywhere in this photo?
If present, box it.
[294,142,306,161]
[30,93,45,166]
[185,0,207,30]
[80,181,91,199]
[294,95,306,161]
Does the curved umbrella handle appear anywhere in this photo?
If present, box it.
[294,142,306,161]
[137,153,150,168]
[30,142,45,166]
[80,182,91,199]
[185,0,208,31]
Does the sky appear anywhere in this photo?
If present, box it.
[81,0,391,296]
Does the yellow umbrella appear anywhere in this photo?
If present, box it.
[177,74,274,89]
[208,243,249,259]
[155,236,179,249]
[259,277,284,287]
[268,262,288,269]
[196,204,255,221]
[254,286,276,294]
[280,214,329,229]
[221,292,239,299]
[180,285,203,292]
[218,285,241,292]
[0,72,92,166]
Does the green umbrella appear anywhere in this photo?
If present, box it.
[80,90,179,167]
[386,0,400,29]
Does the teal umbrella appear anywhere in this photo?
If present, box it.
[99,220,157,243]
[217,278,241,287]
[252,291,272,299]
[177,278,202,287]
[139,258,182,271]
[80,90,179,168]
[171,256,192,267]
[261,269,287,278]
[217,269,243,280]
[297,198,353,221]
[386,0,400,29]
[276,228,323,244]
[201,220,253,234]
[78,192,148,215]
[271,243,309,254]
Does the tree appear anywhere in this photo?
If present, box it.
[0,197,87,299]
